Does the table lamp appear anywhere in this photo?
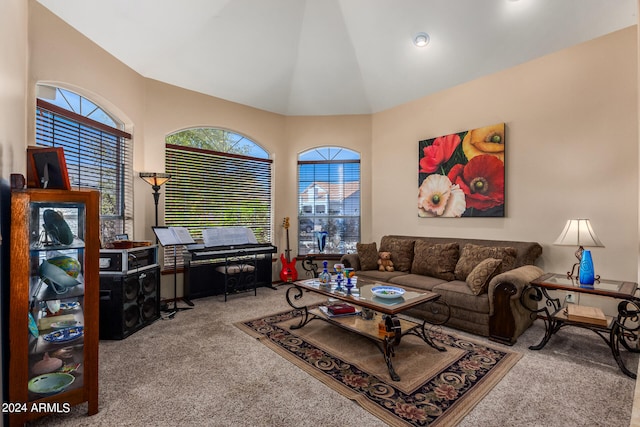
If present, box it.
[553,219,604,283]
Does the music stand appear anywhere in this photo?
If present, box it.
[152,226,196,319]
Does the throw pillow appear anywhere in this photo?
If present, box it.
[411,241,459,280]
[466,258,503,295]
[379,237,415,272]
[454,243,517,281]
[357,242,378,271]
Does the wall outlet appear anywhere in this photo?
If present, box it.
[566,292,576,303]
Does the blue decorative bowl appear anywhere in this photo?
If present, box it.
[43,326,84,343]
[371,286,405,299]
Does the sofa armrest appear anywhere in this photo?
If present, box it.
[488,265,544,345]
[340,253,361,271]
[487,265,544,316]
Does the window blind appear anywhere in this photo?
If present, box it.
[35,99,133,242]
[165,143,273,268]
[297,160,360,255]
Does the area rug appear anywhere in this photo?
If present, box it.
[235,307,522,427]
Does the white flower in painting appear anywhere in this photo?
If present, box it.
[418,174,466,217]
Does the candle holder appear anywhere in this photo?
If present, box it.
[345,277,354,295]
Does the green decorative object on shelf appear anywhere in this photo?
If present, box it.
[28,372,75,396]
[28,312,39,338]
[46,256,81,278]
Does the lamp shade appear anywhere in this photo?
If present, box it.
[139,172,171,187]
[553,219,604,248]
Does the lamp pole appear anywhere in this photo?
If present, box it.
[139,172,171,242]
[151,183,161,230]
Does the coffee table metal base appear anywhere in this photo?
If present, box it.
[286,285,446,381]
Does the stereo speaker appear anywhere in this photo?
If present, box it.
[99,266,160,340]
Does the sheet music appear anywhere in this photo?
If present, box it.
[202,227,258,247]
[153,226,196,246]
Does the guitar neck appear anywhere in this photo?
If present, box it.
[285,227,291,262]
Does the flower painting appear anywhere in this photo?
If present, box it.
[418,123,505,217]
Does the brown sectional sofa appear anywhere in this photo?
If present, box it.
[340,235,544,345]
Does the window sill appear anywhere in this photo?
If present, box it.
[295,254,344,261]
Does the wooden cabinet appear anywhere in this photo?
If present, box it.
[8,189,99,425]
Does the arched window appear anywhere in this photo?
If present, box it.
[165,128,272,268]
[298,147,360,255]
[35,85,133,242]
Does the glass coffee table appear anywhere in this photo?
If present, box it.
[286,277,449,381]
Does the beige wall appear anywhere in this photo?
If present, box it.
[372,27,638,283]
[1,0,28,422]
[9,2,640,298]
[1,0,28,180]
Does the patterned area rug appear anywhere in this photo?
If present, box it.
[236,307,522,427]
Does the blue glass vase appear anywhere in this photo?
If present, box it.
[579,249,595,285]
[314,231,328,253]
[318,260,331,285]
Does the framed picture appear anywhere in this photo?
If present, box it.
[27,146,71,190]
[418,123,505,217]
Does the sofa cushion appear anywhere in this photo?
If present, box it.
[454,243,517,281]
[356,242,378,271]
[355,269,407,282]
[411,241,459,280]
[388,274,447,292]
[466,258,502,295]
[383,235,542,269]
[432,280,490,314]
[380,236,415,272]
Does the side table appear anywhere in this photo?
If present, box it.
[525,273,640,378]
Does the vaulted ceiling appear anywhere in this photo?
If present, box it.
[37,0,637,116]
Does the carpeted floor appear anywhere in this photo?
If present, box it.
[236,305,522,426]
[28,285,637,426]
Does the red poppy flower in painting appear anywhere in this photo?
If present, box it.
[419,134,461,174]
[447,154,504,211]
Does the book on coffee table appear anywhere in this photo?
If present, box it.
[319,304,359,318]
[566,304,608,327]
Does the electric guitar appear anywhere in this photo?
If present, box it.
[279,217,298,282]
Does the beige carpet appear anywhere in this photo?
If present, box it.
[26,285,637,426]
[236,305,522,426]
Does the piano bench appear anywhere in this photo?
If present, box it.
[216,265,255,275]
[215,264,257,301]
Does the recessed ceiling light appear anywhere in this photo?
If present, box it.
[413,32,430,48]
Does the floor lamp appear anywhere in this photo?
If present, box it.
[139,172,171,243]
[139,172,192,317]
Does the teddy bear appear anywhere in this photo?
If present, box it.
[377,251,395,272]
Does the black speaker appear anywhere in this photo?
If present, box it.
[99,266,160,340]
